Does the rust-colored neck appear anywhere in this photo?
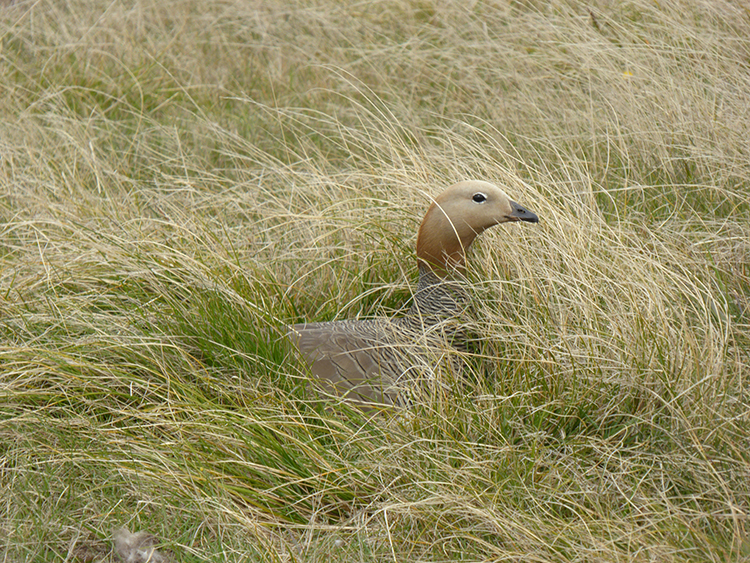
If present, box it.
[415,202,479,279]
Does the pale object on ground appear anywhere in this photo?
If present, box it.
[113,527,172,563]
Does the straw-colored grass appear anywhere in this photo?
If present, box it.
[1,0,749,560]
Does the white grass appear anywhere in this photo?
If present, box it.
[1,0,749,561]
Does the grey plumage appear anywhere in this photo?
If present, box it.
[290,266,469,406]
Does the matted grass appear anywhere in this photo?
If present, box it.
[1,0,748,561]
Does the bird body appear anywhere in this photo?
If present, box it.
[289,180,538,407]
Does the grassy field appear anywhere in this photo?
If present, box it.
[1,0,749,560]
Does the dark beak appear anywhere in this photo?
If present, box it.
[507,200,539,223]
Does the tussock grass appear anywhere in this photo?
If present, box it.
[1,0,749,560]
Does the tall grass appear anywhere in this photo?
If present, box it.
[1,0,748,561]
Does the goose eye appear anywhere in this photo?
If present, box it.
[472,192,487,203]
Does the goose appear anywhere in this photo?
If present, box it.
[289,180,538,407]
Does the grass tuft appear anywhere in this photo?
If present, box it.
[1,0,749,560]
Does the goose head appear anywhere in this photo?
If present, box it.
[416,180,538,277]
